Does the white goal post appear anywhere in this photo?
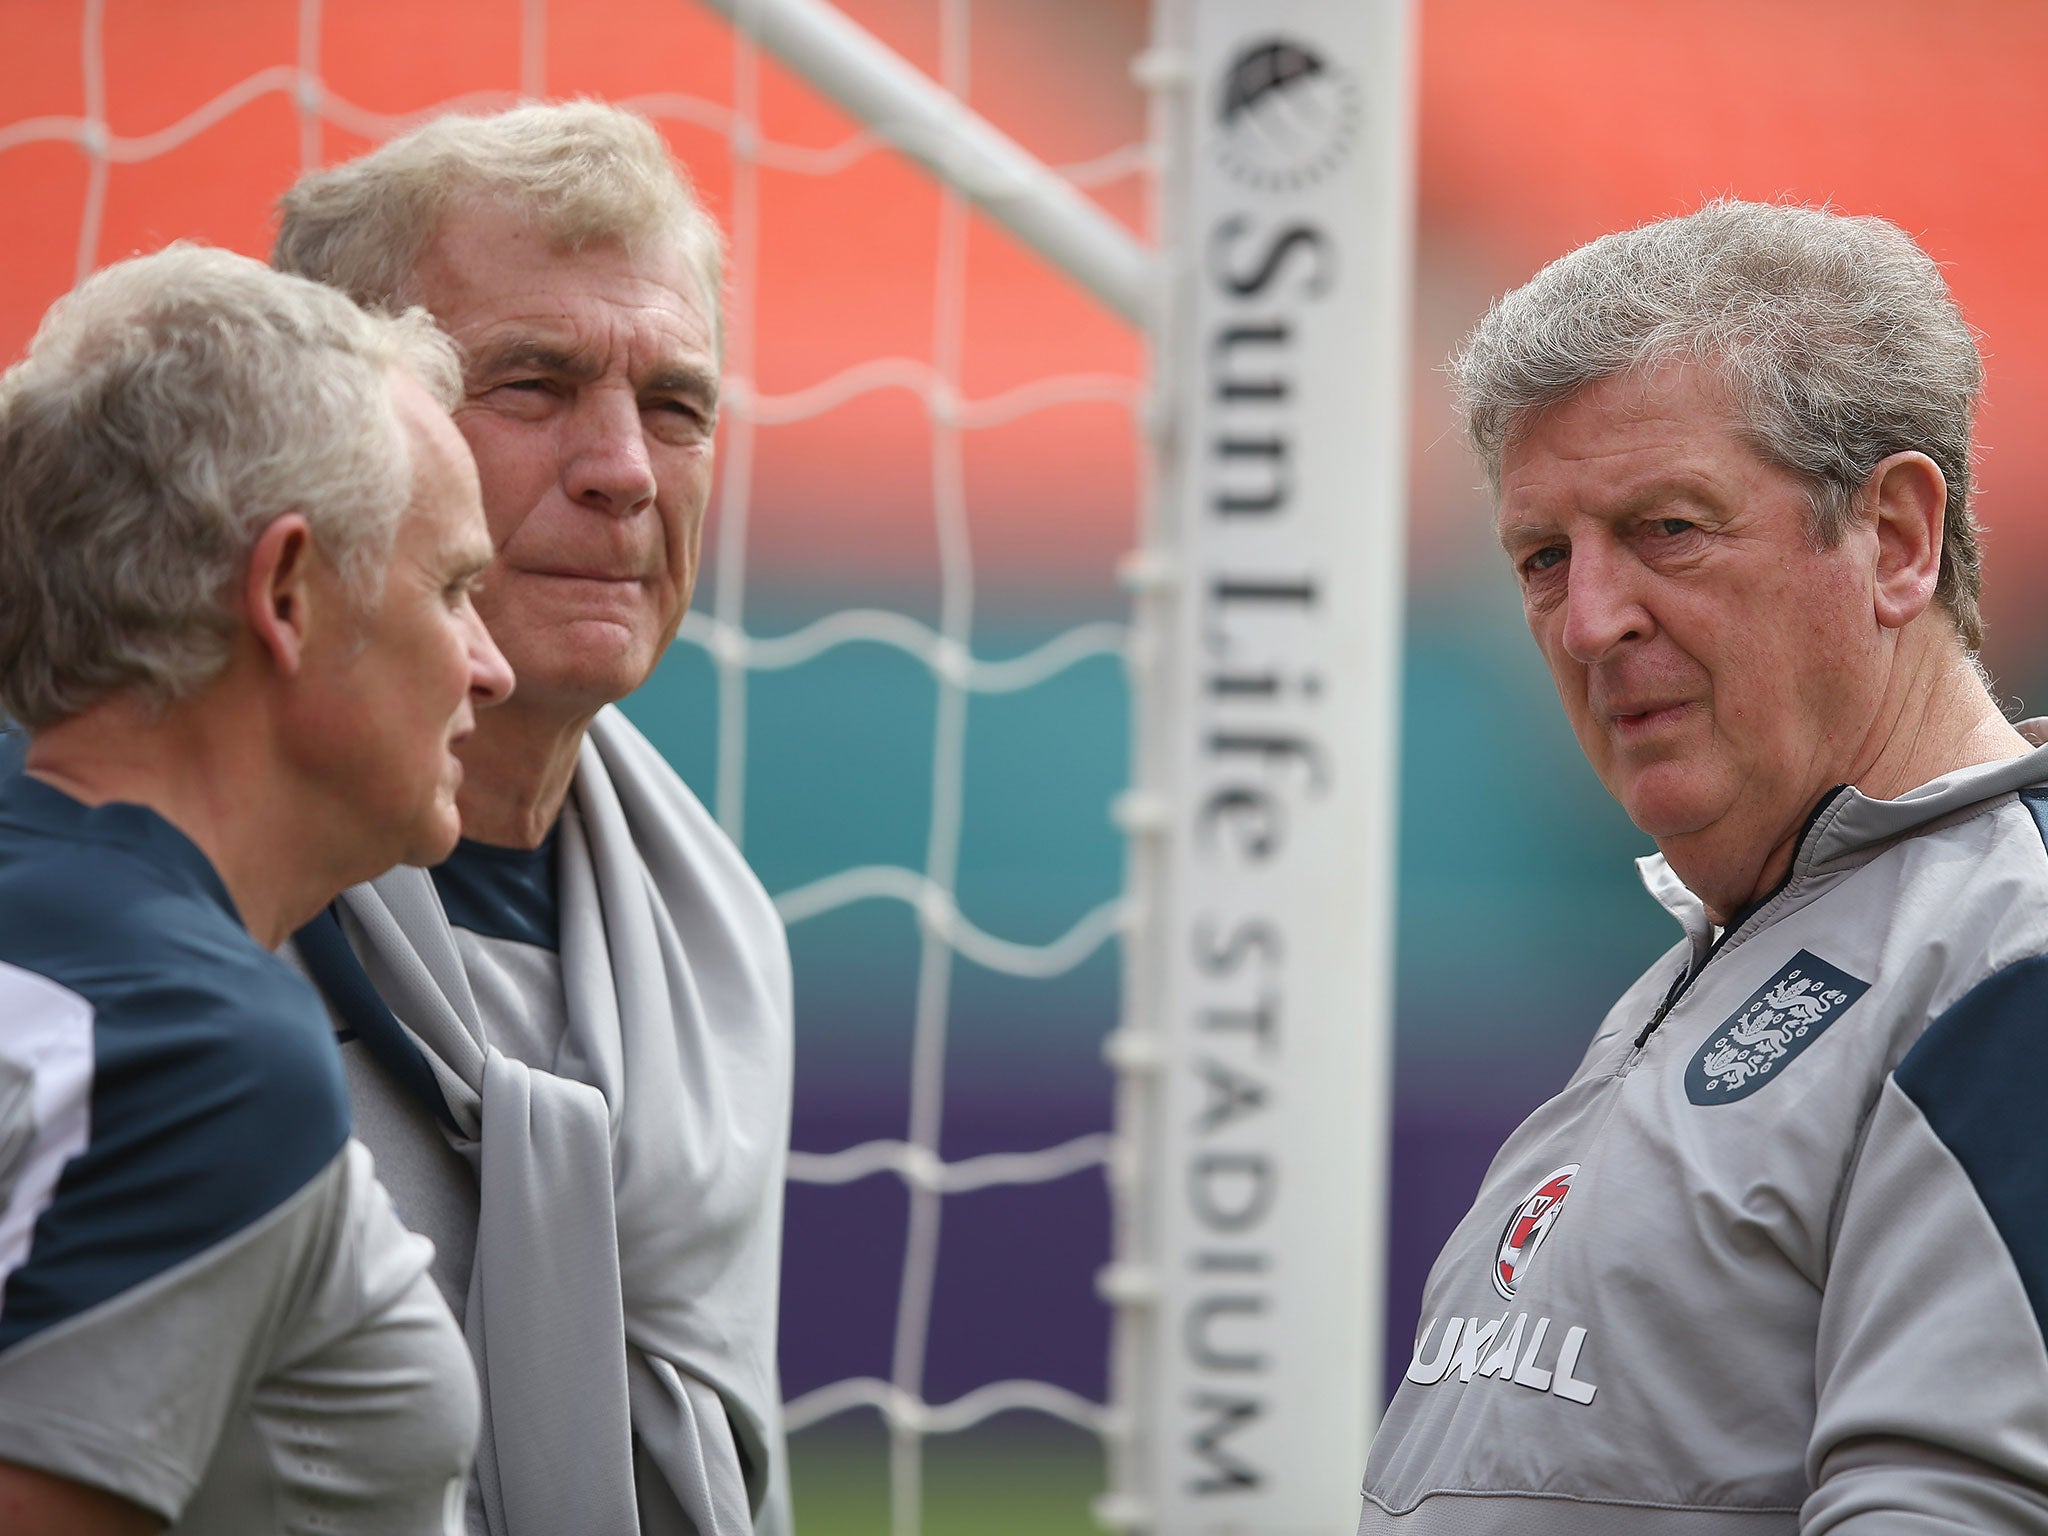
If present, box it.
[705,1,1416,1530]
[1112,4,1413,1530]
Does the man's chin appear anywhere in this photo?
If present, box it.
[506,653,654,720]
[1612,773,1722,842]
[402,814,464,870]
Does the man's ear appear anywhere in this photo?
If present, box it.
[243,514,318,677]
[1865,451,1946,632]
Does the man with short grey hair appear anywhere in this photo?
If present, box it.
[0,242,512,1533]
[1359,201,2048,1532]
[275,102,792,1536]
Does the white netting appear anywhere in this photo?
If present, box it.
[0,4,1149,1531]
[713,10,1140,1533]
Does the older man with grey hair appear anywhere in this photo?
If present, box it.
[1359,201,2048,1533]
[0,244,512,1533]
[273,102,792,1536]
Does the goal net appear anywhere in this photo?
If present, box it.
[0,1,1409,1531]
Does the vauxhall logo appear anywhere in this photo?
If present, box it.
[1214,37,1361,193]
[1404,1166,1598,1407]
[1494,1164,1577,1300]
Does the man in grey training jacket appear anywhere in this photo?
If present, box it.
[1358,200,2048,1533]
[273,104,794,1536]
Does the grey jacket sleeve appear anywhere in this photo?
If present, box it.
[1805,958,2048,1532]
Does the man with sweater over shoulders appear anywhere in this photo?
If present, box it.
[1359,201,2048,1533]
[275,102,794,1536]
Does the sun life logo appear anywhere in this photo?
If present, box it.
[1493,1163,1579,1301]
[1214,36,1362,193]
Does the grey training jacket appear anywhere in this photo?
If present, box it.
[1360,745,2048,1535]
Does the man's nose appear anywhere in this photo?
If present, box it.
[468,608,516,706]
[562,386,656,516]
[1559,542,1651,663]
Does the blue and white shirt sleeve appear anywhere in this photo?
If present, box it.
[0,944,353,1519]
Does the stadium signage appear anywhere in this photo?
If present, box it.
[1173,213,1331,1503]
[1144,3,1412,1530]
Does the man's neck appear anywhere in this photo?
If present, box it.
[1671,632,2032,927]
[24,689,332,948]
[453,696,599,850]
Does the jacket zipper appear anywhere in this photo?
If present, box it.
[1619,787,1848,1074]
[1622,903,1764,1070]
[1621,964,1693,1073]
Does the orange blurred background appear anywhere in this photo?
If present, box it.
[8,1,2048,654]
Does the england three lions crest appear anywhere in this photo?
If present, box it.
[1685,950,1869,1106]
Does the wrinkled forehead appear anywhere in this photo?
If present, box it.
[426,192,723,350]
[386,371,483,532]
[1497,361,1757,476]
[1522,359,1746,444]
[1493,362,1781,531]
[411,205,717,375]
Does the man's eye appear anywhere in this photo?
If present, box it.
[1653,518,1694,536]
[1523,546,1566,574]
[473,378,549,400]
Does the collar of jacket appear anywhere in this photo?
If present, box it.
[1636,740,2048,952]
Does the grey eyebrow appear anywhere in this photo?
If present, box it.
[1497,520,1555,552]
[466,340,717,409]
[1497,481,1718,549]
[466,339,595,383]
[643,365,720,411]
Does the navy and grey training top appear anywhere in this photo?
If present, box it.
[0,773,478,1532]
